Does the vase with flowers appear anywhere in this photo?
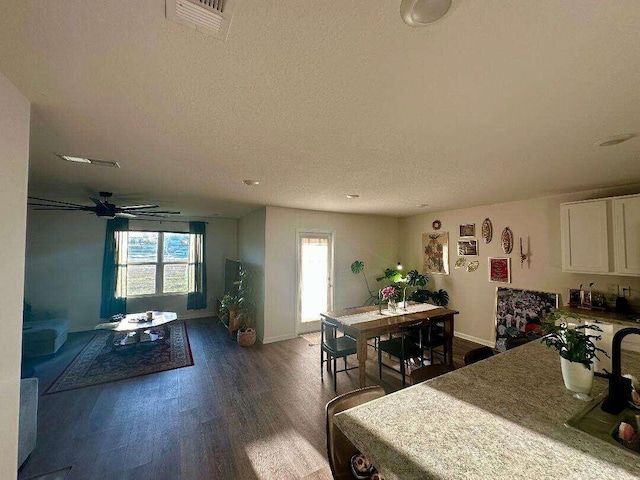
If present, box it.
[380,286,399,314]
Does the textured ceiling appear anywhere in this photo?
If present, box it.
[1,1,639,218]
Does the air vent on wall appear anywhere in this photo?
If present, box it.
[166,0,236,41]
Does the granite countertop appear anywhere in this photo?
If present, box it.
[558,306,640,326]
[334,342,640,480]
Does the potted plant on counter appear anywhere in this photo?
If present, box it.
[540,312,608,398]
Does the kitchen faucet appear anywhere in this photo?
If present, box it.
[601,327,640,414]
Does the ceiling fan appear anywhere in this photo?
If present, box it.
[27,192,181,219]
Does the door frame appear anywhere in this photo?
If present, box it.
[295,230,335,335]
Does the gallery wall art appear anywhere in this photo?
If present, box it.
[423,232,449,275]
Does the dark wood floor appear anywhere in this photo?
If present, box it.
[19,318,483,480]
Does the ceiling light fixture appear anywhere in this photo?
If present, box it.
[56,154,121,168]
[242,180,260,186]
[346,194,360,199]
[594,134,636,147]
[400,0,452,27]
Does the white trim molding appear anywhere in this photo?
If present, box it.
[454,331,495,348]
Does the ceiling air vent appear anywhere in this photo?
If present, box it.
[166,0,236,41]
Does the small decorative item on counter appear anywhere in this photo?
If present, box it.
[146,310,153,321]
[617,421,640,451]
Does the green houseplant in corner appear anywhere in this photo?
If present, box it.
[235,265,257,347]
[540,312,607,398]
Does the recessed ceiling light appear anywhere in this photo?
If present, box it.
[56,154,120,168]
[594,134,636,147]
[416,203,429,208]
[242,180,260,186]
[346,194,359,199]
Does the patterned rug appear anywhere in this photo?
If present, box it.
[44,322,193,394]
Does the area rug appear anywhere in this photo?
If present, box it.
[44,322,193,394]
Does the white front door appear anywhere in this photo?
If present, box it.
[296,232,334,334]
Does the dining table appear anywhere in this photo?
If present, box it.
[320,302,458,388]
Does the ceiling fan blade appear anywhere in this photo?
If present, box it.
[119,204,159,210]
[115,212,137,218]
[32,207,85,211]
[135,213,170,217]
[28,196,86,207]
[89,197,104,206]
[136,210,181,215]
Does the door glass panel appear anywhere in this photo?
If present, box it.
[300,236,329,323]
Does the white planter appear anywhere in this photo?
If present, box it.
[560,357,594,394]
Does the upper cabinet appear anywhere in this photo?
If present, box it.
[561,194,640,277]
[561,200,610,273]
[613,195,640,275]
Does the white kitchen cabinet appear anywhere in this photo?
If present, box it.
[613,194,640,276]
[560,200,610,273]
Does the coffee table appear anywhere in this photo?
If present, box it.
[94,311,178,351]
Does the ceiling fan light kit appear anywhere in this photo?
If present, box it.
[28,192,180,219]
[400,0,452,27]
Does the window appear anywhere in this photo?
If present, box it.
[126,231,190,296]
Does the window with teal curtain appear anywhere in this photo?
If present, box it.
[100,218,129,318]
[187,221,207,310]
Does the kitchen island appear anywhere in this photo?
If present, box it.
[334,341,640,479]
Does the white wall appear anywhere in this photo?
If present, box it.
[263,206,399,343]
[237,208,266,340]
[399,187,640,346]
[0,72,30,478]
[24,213,237,331]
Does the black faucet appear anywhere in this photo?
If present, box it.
[601,327,640,414]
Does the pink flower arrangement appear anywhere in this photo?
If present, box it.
[381,286,397,301]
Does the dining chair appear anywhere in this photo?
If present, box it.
[463,346,495,365]
[505,336,530,350]
[321,318,358,392]
[378,321,424,387]
[408,363,455,385]
[421,319,447,365]
[326,386,386,480]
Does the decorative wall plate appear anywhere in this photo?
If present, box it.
[454,258,466,269]
[432,220,442,230]
[467,260,479,272]
[501,227,514,254]
[482,218,493,244]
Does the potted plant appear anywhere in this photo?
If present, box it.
[235,265,257,347]
[540,312,607,396]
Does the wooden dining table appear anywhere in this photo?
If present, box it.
[321,303,458,387]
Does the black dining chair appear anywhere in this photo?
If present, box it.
[463,346,495,366]
[321,318,358,392]
[378,321,424,387]
[421,319,447,365]
[505,336,530,350]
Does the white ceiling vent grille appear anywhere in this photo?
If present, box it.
[166,0,236,42]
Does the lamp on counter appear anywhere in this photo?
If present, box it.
[396,262,410,310]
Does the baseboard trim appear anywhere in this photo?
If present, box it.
[454,331,495,348]
[261,333,297,344]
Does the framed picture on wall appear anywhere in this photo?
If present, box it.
[457,239,478,256]
[422,232,449,275]
[488,257,511,283]
[459,224,475,237]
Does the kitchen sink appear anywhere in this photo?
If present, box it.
[567,391,640,455]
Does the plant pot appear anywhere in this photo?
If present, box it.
[560,357,594,394]
[237,328,256,347]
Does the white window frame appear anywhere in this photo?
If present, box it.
[126,231,190,297]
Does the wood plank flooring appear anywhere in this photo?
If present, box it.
[19,317,483,480]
